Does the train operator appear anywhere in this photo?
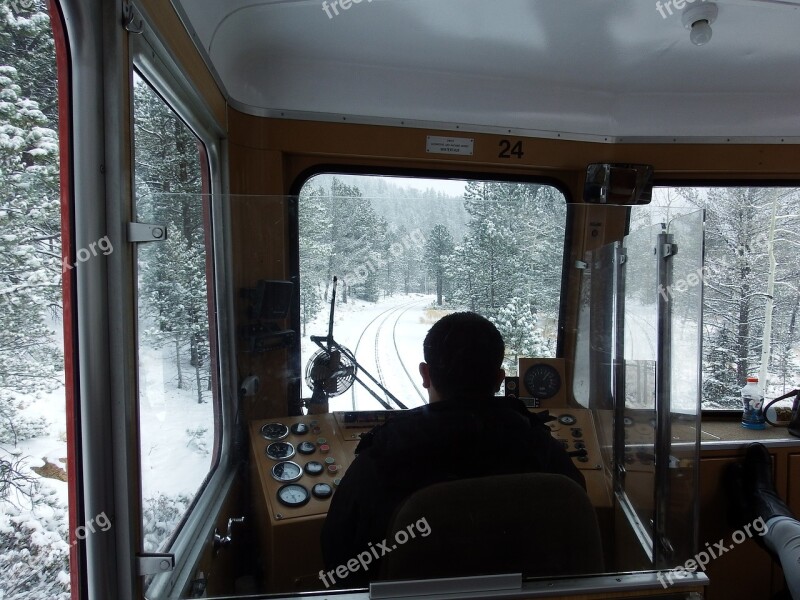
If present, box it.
[320,311,585,586]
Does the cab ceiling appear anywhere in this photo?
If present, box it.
[171,0,800,141]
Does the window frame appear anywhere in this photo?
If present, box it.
[129,27,236,600]
[290,166,574,413]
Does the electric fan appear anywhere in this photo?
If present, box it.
[304,347,357,404]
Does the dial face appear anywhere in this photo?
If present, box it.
[523,364,561,400]
[304,461,324,475]
[266,441,295,461]
[557,413,577,426]
[297,441,316,455]
[312,483,333,499]
[271,461,302,483]
[291,422,309,435]
[261,422,289,441]
[277,484,310,507]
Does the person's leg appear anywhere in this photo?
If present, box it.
[744,443,800,599]
[764,516,800,600]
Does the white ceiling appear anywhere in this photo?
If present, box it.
[171,0,800,141]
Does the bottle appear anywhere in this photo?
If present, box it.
[741,377,766,430]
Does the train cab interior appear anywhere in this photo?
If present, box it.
[15,0,800,598]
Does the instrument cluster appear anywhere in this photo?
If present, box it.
[253,415,349,518]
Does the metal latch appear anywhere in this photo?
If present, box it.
[660,242,678,258]
[136,553,175,576]
[128,222,167,243]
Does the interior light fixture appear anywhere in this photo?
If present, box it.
[682,2,719,46]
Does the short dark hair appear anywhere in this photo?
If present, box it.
[422,312,505,401]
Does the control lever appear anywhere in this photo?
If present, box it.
[567,448,588,459]
[213,516,245,556]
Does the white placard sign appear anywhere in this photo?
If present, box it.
[425,136,474,156]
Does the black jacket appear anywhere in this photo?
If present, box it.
[320,396,585,585]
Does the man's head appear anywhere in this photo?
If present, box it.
[419,312,505,402]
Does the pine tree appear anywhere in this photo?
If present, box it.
[702,326,741,408]
[424,224,454,305]
[0,1,61,443]
[133,77,210,402]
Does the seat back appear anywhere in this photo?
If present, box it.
[381,473,604,580]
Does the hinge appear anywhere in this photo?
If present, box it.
[128,222,167,243]
[122,1,143,34]
[574,260,588,270]
[136,553,175,576]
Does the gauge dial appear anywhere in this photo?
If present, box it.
[557,413,577,426]
[297,441,316,455]
[623,416,634,427]
[266,441,295,460]
[260,422,289,441]
[271,461,302,483]
[312,483,333,499]
[277,484,310,508]
[304,461,324,475]
[523,364,562,400]
[291,422,309,435]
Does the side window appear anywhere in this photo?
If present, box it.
[0,2,72,599]
[298,175,567,411]
[634,187,800,411]
[132,72,220,555]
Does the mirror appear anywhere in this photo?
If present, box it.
[584,164,654,205]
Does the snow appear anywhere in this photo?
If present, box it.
[137,340,214,501]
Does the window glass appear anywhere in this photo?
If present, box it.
[0,2,71,599]
[132,72,219,555]
[299,175,567,411]
[632,187,800,411]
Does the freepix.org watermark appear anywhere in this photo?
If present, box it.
[657,516,767,588]
[346,228,425,286]
[321,0,372,19]
[658,264,713,302]
[62,235,113,273]
[6,0,37,15]
[318,517,431,587]
[71,510,111,546]
[655,0,710,19]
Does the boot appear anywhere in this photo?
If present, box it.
[743,443,794,523]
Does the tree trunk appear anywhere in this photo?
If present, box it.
[175,337,183,389]
[194,359,203,404]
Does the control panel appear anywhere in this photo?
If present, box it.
[250,414,352,522]
[532,408,604,471]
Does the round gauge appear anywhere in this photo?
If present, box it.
[260,422,289,441]
[266,441,295,461]
[557,413,577,426]
[304,461,324,475]
[297,441,316,455]
[312,483,333,499]
[623,416,634,427]
[271,461,302,483]
[291,422,309,435]
[277,484,310,508]
[523,364,561,400]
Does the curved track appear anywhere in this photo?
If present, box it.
[350,297,428,409]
